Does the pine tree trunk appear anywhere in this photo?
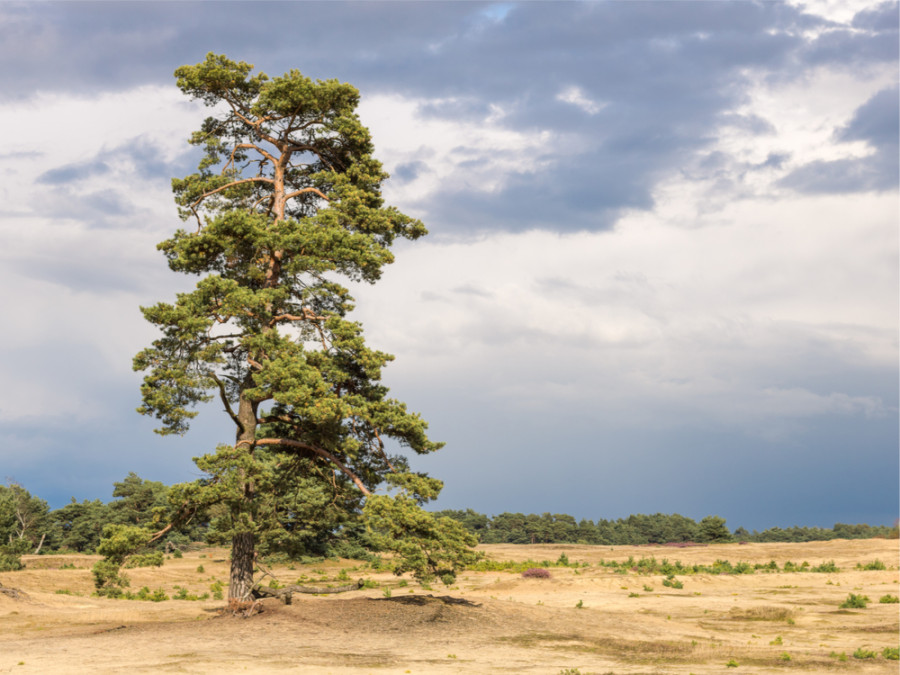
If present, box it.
[229,531,255,603]
[230,388,259,605]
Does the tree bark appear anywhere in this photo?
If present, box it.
[230,531,255,602]
[230,387,259,604]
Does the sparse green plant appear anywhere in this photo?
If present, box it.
[397,579,408,587]
[361,578,378,589]
[559,670,581,675]
[575,599,584,609]
[770,636,783,645]
[643,584,653,592]
[879,594,899,603]
[557,553,570,566]
[829,651,848,661]
[336,569,349,581]
[779,652,791,661]
[382,587,392,598]
[210,580,224,600]
[840,593,869,609]
[662,575,683,589]
[852,647,876,659]
[447,654,457,659]
[882,647,899,660]
[811,560,839,573]
[725,658,739,667]
[196,565,204,573]
[857,559,886,570]
[628,592,640,597]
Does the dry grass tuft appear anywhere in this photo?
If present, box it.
[728,606,794,621]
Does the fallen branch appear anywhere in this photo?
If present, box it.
[0,582,29,601]
[252,578,365,604]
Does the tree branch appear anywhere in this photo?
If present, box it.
[243,438,371,495]
[190,177,274,210]
[210,372,243,432]
[284,187,330,203]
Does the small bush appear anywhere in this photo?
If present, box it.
[725,658,739,667]
[829,651,848,661]
[196,565,205,573]
[123,552,164,569]
[643,584,653,592]
[209,580,224,600]
[811,560,839,573]
[522,568,551,579]
[840,593,869,609]
[770,636,783,645]
[172,549,183,559]
[662,575,683,589]
[882,647,899,660]
[382,588,392,598]
[575,599,583,609]
[857,559,886,570]
[878,594,899,604]
[852,647,876,659]
[779,652,791,661]
[0,552,24,572]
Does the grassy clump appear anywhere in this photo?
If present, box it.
[878,594,899,604]
[839,593,869,609]
[856,559,886,570]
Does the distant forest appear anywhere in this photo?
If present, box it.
[432,509,898,546]
[1,476,896,563]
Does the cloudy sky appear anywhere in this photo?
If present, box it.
[0,1,897,531]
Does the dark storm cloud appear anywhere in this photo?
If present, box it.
[37,159,110,185]
[5,2,896,232]
[780,86,899,194]
[4,1,871,234]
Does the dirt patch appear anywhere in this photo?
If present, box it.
[0,540,897,673]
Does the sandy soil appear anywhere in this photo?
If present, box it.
[1,539,897,674]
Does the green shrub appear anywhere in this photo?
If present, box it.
[0,552,24,572]
[852,648,876,659]
[575,599,583,609]
[123,551,164,568]
[839,593,869,609]
[210,580,224,600]
[196,565,205,573]
[811,560,839,573]
[779,652,791,661]
[725,659,739,667]
[662,575,683,589]
[829,651,848,661]
[172,549,183,559]
[882,647,899,660]
[857,559,886,570]
[878,594,899,604]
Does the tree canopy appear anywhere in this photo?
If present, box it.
[132,53,475,603]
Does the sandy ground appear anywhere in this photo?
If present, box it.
[1,539,898,674]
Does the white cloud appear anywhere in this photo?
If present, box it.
[556,85,604,115]
[358,94,560,213]
[354,186,897,435]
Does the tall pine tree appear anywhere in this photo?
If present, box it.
[134,54,475,604]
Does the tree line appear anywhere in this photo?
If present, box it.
[3,476,895,572]
[432,509,898,546]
